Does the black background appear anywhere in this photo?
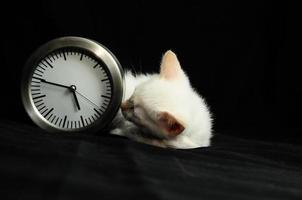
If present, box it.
[0,0,301,144]
[1,1,302,199]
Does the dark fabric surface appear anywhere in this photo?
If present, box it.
[1,120,302,200]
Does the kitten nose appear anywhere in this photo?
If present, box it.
[121,100,134,111]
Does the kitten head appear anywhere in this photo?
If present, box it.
[121,50,208,140]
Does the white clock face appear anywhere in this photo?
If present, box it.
[30,48,112,130]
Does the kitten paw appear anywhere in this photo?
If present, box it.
[110,128,125,136]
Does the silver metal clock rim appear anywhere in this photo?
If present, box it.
[21,36,124,133]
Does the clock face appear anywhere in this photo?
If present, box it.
[30,48,112,130]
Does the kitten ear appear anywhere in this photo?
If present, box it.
[158,111,185,138]
[160,50,183,80]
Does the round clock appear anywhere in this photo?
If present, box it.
[21,36,124,133]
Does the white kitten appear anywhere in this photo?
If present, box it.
[110,50,213,149]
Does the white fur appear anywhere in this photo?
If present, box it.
[110,51,212,149]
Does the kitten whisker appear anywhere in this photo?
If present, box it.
[129,62,137,76]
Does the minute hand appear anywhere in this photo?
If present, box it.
[40,79,70,89]
[75,90,100,109]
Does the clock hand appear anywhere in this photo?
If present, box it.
[38,78,82,110]
[72,91,81,110]
[36,77,100,111]
[70,85,81,110]
[37,78,70,89]
[75,90,101,109]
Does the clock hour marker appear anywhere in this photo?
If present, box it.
[45,56,52,63]
[34,72,42,77]
[88,117,92,123]
[36,102,44,108]
[34,99,43,104]
[94,108,102,116]
[32,76,42,81]
[38,65,46,70]
[80,53,83,60]
[31,92,41,96]
[47,113,53,120]
[33,94,46,100]
[63,115,67,128]
[80,115,85,127]
[41,62,49,69]
[67,121,69,128]
[51,115,56,123]
[59,118,63,127]
[35,99,44,105]
[47,55,54,62]
[63,52,67,60]
[93,63,99,68]
[38,106,46,112]
[101,95,110,99]
[36,69,44,74]
[44,108,54,118]
[44,59,53,68]
[55,117,59,125]
[99,106,105,112]
[54,53,59,59]
[41,108,48,115]
[103,98,110,103]
[85,118,89,125]
[101,78,109,82]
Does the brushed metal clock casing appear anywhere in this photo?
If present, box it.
[21,36,124,133]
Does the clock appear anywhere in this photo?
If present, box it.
[21,36,124,133]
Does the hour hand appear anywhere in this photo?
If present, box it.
[71,90,81,110]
